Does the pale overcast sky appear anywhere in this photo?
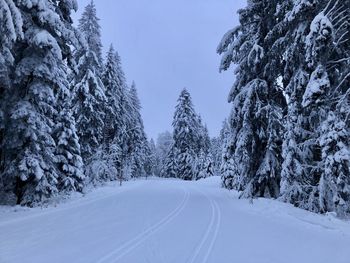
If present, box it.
[73,0,246,140]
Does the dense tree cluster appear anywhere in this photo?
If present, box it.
[0,0,150,206]
[218,0,350,216]
[159,89,214,181]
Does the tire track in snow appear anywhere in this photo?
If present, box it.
[187,188,221,263]
[96,188,190,263]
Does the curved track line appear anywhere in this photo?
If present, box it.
[202,199,221,263]
[187,188,221,263]
[187,197,216,263]
[96,188,190,263]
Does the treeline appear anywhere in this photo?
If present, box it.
[0,1,151,206]
[218,0,350,216]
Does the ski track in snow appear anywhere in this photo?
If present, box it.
[1,177,350,263]
[202,200,221,263]
[187,188,221,263]
[96,188,190,263]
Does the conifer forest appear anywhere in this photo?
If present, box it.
[1,1,350,262]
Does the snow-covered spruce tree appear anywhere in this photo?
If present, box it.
[161,144,178,178]
[102,45,119,148]
[200,124,211,155]
[0,0,22,91]
[210,137,221,174]
[279,70,313,209]
[106,48,131,182]
[264,0,323,209]
[316,2,350,216]
[72,1,106,162]
[155,131,173,176]
[319,112,350,216]
[127,82,148,178]
[89,45,125,183]
[2,0,81,205]
[85,45,132,184]
[217,119,231,182]
[278,0,350,212]
[77,0,103,68]
[195,150,214,180]
[53,106,85,193]
[144,139,156,177]
[217,0,285,198]
[196,115,211,155]
[0,0,23,195]
[172,89,200,180]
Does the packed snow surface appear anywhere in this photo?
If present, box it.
[1,176,350,263]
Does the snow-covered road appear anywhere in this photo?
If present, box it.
[1,177,350,263]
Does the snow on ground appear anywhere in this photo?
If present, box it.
[1,176,350,263]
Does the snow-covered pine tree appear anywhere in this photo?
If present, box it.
[102,45,119,148]
[217,0,285,198]
[161,144,178,178]
[53,106,85,193]
[217,119,231,182]
[316,1,350,216]
[77,0,103,69]
[196,115,210,155]
[0,0,21,201]
[266,0,322,209]
[210,137,221,174]
[278,0,350,212]
[2,0,80,205]
[92,45,125,183]
[194,151,206,180]
[72,1,106,162]
[0,0,22,90]
[201,124,211,154]
[195,150,214,180]
[0,0,23,195]
[319,112,350,216]
[127,82,148,178]
[85,45,131,184]
[144,139,156,178]
[107,48,131,181]
[205,152,214,177]
[155,131,173,176]
[172,89,200,180]
[280,70,312,208]
[53,0,85,193]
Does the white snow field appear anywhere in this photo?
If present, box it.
[1,176,350,263]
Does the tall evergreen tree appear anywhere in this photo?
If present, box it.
[319,112,350,216]
[54,106,85,193]
[155,131,173,176]
[144,139,156,177]
[161,144,178,178]
[2,0,80,205]
[72,1,106,161]
[127,82,148,178]
[217,0,285,198]
[278,0,350,213]
[77,0,103,68]
[172,89,200,180]
[0,0,23,193]
[96,45,124,182]
[219,0,350,215]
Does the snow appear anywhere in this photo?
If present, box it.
[32,30,62,60]
[1,176,350,263]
